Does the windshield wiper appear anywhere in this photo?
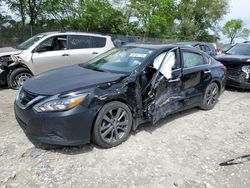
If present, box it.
[92,68,104,72]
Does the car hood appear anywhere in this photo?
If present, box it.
[23,65,126,96]
[0,47,22,57]
[215,54,250,65]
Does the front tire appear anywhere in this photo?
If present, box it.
[92,101,133,148]
[8,68,32,90]
[200,82,220,110]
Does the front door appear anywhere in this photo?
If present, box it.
[32,35,71,75]
[145,48,184,123]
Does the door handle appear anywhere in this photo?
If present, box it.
[62,53,69,57]
[92,52,99,55]
[169,78,180,83]
[204,70,211,74]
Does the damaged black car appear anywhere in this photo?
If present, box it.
[216,43,250,89]
[14,44,226,148]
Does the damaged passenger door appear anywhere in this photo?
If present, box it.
[145,48,183,123]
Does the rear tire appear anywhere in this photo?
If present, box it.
[199,82,220,110]
[92,101,133,148]
[8,68,32,90]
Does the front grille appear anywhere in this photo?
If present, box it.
[226,65,242,77]
[20,90,38,106]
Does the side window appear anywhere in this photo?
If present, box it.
[153,51,177,79]
[40,37,53,48]
[204,56,211,64]
[183,51,204,69]
[204,45,211,52]
[194,45,202,50]
[69,35,92,49]
[37,35,67,52]
[92,37,106,48]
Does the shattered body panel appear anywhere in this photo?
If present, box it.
[15,45,226,146]
[216,54,250,89]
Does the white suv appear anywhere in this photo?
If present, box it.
[0,32,114,89]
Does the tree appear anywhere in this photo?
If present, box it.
[223,19,250,44]
[176,0,229,42]
[129,0,176,38]
[5,0,26,27]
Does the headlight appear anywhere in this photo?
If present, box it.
[33,93,88,112]
[242,65,250,79]
[0,56,12,63]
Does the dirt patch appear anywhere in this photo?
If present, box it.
[0,88,250,187]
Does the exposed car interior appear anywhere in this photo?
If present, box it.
[37,35,68,52]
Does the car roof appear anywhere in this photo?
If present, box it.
[237,42,250,45]
[40,31,109,37]
[124,43,197,50]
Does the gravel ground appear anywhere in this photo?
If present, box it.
[0,88,250,188]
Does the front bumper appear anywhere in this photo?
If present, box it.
[14,102,97,146]
[226,75,250,89]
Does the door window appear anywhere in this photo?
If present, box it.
[37,35,67,52]
[92,37,106,48]
[201,45,211,52]
[183,52,205,69]
[69,35,92,49]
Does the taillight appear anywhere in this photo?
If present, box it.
[216,48,221,53]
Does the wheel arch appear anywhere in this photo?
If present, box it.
[8,63,33,75]
[211,79,222,94]
[90,97,134,139]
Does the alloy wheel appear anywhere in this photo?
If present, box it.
[205,83,219,107]
[100,107,129,144]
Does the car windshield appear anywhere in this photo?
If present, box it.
[226,44,250,55]
[16,34,46,50]
[82,47,154,74]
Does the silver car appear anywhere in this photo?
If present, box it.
[0,32,114,89]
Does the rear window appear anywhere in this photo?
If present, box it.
[92,37,106,48]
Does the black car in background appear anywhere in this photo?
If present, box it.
[216,43,250,89]
[14,44,226,149]
[176,42,218,57]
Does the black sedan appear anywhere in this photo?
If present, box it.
[216,43,250,89]
[15,44,226,148]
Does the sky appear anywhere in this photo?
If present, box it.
[224,0,250,27]
[221,0,250,42]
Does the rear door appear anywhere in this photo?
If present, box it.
[181,48,212,106]
[32,35,70,74]
[67,35,107,65]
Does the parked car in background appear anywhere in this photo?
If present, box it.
[15,44,226,149]
[215,43,250,89]
[176,42,218,57]
[0,31,114,89]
